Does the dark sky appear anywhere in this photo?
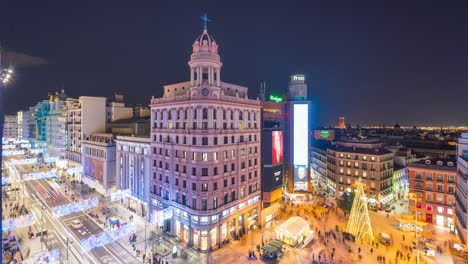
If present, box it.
[2,0,468,127]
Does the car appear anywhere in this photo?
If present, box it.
[70,220,83,229]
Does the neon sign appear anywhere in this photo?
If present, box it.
[23,170,57,181]
[81,223,136,253]
[292,75,305,81]
[269,95,283,103]
[320,131,330,138]
[52,197,99,217]
[2,214,35,233]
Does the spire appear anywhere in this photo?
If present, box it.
[200,13,211,31]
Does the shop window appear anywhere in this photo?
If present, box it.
[416,202,422,209]
[426,204,433,211]
[437,206,444,214]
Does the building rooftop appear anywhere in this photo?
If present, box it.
[394,163,406,171]
[407,158,457,171]
[109,116,150,124]
[328,145,393,155]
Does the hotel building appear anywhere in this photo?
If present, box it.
[149,28,261,250]
[408,159,457,229]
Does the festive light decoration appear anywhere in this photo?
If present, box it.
[44,157,58,163]
[30,149,44,154]
[346,178,374,243]
[20,143,32,148]
[52,197,99,217]
[110,189,131,202]
[66,166,83,175]
[2,178,10,186]
[80,223,136,253]
[23,170,57,181]
[2,144,16,149]
[24,248,60,264]
[10,158,37,165]
[2,150,26,156]
[2,214,35,233]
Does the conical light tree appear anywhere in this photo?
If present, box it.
[346,178,374,243]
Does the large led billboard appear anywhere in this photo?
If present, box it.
[272,131,284,164]
[294,165,308,191]
[293,104,309,165]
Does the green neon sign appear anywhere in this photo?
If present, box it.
[320,131,330,138]
[269,95,283,103]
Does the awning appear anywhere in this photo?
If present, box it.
[261,244,280,254]
[269,240,284,249]
[276,216,310,238]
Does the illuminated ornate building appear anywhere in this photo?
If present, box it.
[149,27,261,250]
[46,90,68,158]
[456,131,468,243]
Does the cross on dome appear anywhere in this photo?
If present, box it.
[200,13,211,30]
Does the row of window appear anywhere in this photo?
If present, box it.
[153,134,259,146]
[337,160,391,170]
[153,108,257,121]
[415,172,455,182]
[153,171,258,189]
[153,121,258,130]
[83,147,106,158]
[153,147,258,161]
[336,168,392,179]
[152,184,259,210]
[414,182,455,193]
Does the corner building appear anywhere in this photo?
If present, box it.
[150,29,261,250]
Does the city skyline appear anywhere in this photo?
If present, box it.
[2,1,468,126]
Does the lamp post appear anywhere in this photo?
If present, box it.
[409,192,423,264]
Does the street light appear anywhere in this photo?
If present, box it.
[409,192,423,264]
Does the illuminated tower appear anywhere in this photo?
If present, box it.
[338,117,345,129]
[284,74,312,196]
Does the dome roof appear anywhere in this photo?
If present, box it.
[192,29,219,55]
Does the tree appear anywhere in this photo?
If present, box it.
[338,192,354,215]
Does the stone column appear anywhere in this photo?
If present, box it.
[190,68,194,86]
[216,68,221,86]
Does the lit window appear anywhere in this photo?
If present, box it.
[214,152,218,161]
[371,156,375,161]
[354,171,359,176]
[192,152,197,161]
[448,208,453,215]
[437,206,444,214]
[426,204,433,211]
[362,172,367,177]
[202,153,208,161]
[339,168,344,174]
[363,156,367,161]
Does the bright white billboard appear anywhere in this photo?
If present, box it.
[293,104,309,165]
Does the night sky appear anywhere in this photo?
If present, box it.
[2,1,468,127]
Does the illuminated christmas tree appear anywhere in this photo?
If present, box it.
[345,178,374,243]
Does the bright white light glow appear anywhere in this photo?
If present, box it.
[2,144,16,149]
[20,143,31,148]
[2,214,35,233]
[2,150,26,156]
[10,158,37,164]
[80,223,136,253]
[44,157,58,163]
[52,197,99,217]
[66,166,83,175]
[23,170,57,181]
[110,189,131,202]
[24,248,60,264]
[30,149,43,154]
[293,104,309,165]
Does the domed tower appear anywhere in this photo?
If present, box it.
[188,29,223,88]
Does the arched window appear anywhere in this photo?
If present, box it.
[202,108,208,119]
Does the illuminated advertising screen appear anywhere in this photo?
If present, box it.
[293,104,309,165]
[294,165,308,191]
[271,131,284,164]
